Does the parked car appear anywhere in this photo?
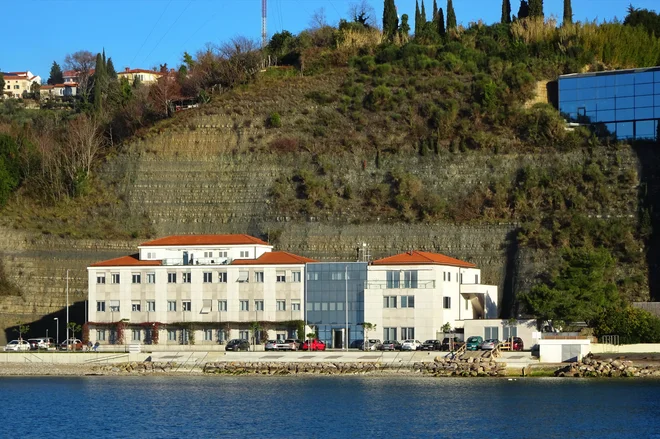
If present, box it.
[441,337,464,351]
[379,340,402,351]
[421,340,442,351]
[225,339,250,351]
[363,339,382,351]
[4,340,30,351]
[302,339,326,351]
[466,336,484,351]
[285,339,303,350]
[264,340,279,351]
[350,340,364,349]
[59,339,83,351]
[401,340,422,351]
[479,339,499,350]
[510,337,524,351]
[28,337,54,350]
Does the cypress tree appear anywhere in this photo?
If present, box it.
[421,0,427,24]
[501,0,512,24]
[518,0,529,19]
[415,0,421,35]
[383,0,399,39]
[47,61,64,85]
[446,0,457,30]
[399,13,411,39]
[529,0,543,18]
[563,0,573,24]
[106,57,117,79]
[432,0,438,22]
[93,52,106,113]
[438,8,446,37]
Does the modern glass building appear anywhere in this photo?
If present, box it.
[305,262,367,349]
[558,67,660,140]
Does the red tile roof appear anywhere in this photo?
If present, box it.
[41,85,54,89]
[371,250,476,268]
[119,68,163,75]
[90,254,161,267]
[231,251,317,265]
[140,234,269,247]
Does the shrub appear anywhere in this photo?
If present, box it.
[267,112,282,128]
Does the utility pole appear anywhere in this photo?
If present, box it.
[262,0,267,48]
[66,269,69,348]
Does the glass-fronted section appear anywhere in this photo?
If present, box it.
[305,262,367,349]
[558,67,660,141]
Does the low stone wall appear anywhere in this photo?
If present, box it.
[555,355,660,378]
[203,356,507,377]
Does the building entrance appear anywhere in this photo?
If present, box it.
[333,328,344,349]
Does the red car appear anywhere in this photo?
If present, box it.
[302,339,326,351]
[511,337,524,351]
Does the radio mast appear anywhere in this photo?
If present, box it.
[262,0,267,48]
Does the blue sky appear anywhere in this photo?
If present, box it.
[1,0,658,81]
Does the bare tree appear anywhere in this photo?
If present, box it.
[349,0,378,28]
[309,7,328,30]
[149,74,182,117]
[61,114,103,194]
[64,50,96,100]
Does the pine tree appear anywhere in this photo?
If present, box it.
[415,0,421,35]
[421,0,427,24]
[106,57,117,79]
[501,0,512,24]
[518,0,530,19]
[47,61,64,85]
[529,0,543,18]
[563,0,573,25]
[446,0,457,30]
[383,0,399,40]
[399,13,411,40]
[438,8,446,36]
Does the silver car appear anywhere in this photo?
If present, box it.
[480,339,499,350]
[4,340,31,351]
[264,340,279,351]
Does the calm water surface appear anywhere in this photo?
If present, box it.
[1,376,659,438]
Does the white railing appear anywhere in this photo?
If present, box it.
[364,280,435,289]
[161,257,233,266]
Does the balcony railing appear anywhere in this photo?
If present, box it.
[161,257,233,266]
[364,280,436,289]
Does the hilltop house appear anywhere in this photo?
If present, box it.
[2,71,41,98]
[117,67,163,85]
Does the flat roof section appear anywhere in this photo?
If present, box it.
[559,65,660,79]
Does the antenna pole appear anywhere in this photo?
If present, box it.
[262,0,267,48]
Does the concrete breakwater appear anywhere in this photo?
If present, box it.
[555,355,660,378]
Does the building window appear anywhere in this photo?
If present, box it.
[132,329,141,341]
[218,251,228,258]
[147,300,156,312]
[147,252,155,259]
[443,297,451,309]
[386,271,400,288]
[237,271,249,283]
[97,330,106,341]
[168,272,177,283]
[255,271,264,283]
[147,273,156,284]
[485,327,499,340]
[276,271,286,282]
[204,251,213,258]
[240,300,249,311]
[240,251,249,258]
[111,273,120,284]
[203,272,213,283]
[291,301,301,311]
[503,326,518,340]
[132,301,141,312]
[96,301,106,312]
[277,300,286,311]
[182,272,191,283]
[132,273,141,284]
[383,327,397,340]
[475,274,479,284]
[307,272,319,281]
[400,296,415,308]
[460,273,463,284]
[337,302,344,311]
[201,299,212,313]
[401,327,415,339]
[182,301,191,312]
[403,270,418,288]
[204,329,213,341]
[255,300,264,311]
[96,274,106,284]
[218,300,227,311]
[109,300,120,312]
[217,329,226,342]
[447,272,451,282]
[218,272,227,283]
[383,296,397,308]
[292,272,301,282]
[167,300,177,312]
[331,272,343,281]
[239,330,249,340]
[167,329,177,341]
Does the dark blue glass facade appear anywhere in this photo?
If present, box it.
[558,68,660,140]
[305,262,367,348]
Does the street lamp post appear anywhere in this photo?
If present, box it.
[54,318,59,346]
[344,265,348,351]
[66,269,69,347]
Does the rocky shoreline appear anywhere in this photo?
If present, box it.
[555,355,660,378]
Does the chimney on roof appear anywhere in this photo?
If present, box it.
[408,249,413,255]
[125,67,130,72]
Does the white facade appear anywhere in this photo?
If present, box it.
[463,319,538,350]
[363,251,498,342]
[87,235,310,346]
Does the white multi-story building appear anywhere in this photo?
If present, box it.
[363,250,498,342]
[2,71,41,98]
[87,234,314,346]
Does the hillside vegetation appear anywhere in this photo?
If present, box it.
[1,3,660,335]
